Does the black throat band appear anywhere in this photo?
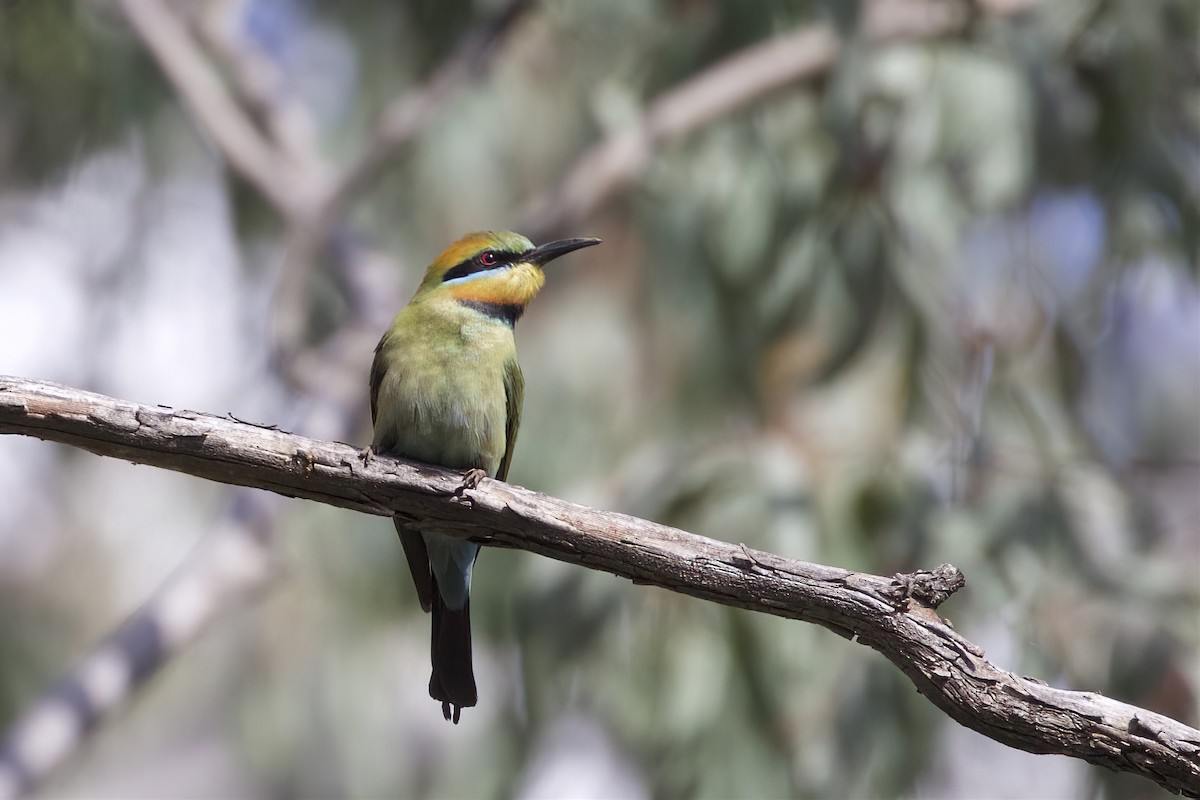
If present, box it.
[459,300,525,327]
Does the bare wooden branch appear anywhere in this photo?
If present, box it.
[1,375,1197,797]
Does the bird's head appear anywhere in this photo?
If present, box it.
[413,231,600,321]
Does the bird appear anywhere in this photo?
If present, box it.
[369,230,600,723]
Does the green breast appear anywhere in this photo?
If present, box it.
[371,299,516,477]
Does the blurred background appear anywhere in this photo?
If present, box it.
[1,0,1197,797]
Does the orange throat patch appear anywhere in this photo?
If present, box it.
[448,262,546,308]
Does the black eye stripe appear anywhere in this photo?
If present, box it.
[442,250,524,282]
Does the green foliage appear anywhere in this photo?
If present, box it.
[0,0,165,182]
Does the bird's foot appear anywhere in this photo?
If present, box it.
[358,445,376,466]
[441,701,462,724]
[455,468,487,496]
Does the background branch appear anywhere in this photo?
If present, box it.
[316,0,535,232]
[271,0,533,352]
[119,0,532,354]
[117,0,309,217]
[518,0,1029,240]
[1,376,1197,798]
[0,492,278,800]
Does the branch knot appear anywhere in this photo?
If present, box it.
[887,563,966,610]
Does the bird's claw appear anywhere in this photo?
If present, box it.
[456,468,487,496]
[358,445,375,465]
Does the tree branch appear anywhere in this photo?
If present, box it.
[517,0,1034,240]
[316,0,535,232]
[188,3,329,188]
[119,0,532,355]
[0,491,279,800]
[1,376,1196,797]
[270,0,533,352]
[518,23,838,240]
[116,0,311,218]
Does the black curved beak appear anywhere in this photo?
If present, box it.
[524,237,601,266]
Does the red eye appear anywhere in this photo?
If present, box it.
[479,252,497,266]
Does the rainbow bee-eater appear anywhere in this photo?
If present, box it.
[370,231,600,723]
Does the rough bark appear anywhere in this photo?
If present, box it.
[1,375,1197,796]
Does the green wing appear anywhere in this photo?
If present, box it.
[371,330,435,613]
[369,335,387,427]
[496,357,524,482]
